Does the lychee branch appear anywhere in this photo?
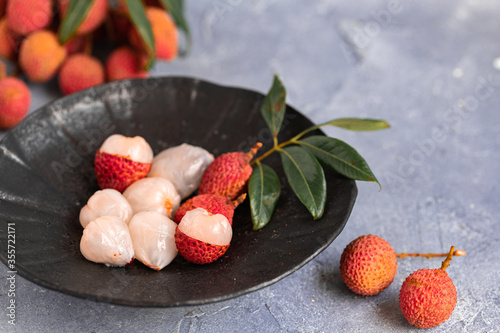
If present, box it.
[396,248,466,259]
[440,246,456,271]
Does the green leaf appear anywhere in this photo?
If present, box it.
[58,0,94,44]
[159,0,192,56]
[260,75,286,141]
[298,136,381,188]
[324,118,390,131]
[123,0,155,69]
[279,146,326,219]
[248,162,281,230]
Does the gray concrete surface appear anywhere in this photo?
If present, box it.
[1,0,499,332]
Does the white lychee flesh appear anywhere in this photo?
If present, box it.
[178,208,232,246]
[148,143,214,199]
[99,134,153,163]
[80,215,134,267]
[122,177,181,218]
[79,189,133,228]
[128,211,178,270]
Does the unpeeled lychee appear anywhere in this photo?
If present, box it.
[58,0,108,35]
[129,6,178,61]
[198,143,262,200]
[0,77,31,129]
[6,0,52,36]
[174,193,246,226]
[175,208,232,264]
[94,134,154,192]
[58,54,105,95]
[106,46,148,82]
[339,234,398,296]
[399,247,458,328]
[19,30,67,83]
[0,18,19,60]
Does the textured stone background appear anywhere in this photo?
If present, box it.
[1,0,499,332]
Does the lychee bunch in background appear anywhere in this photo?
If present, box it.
[0,0,190,130]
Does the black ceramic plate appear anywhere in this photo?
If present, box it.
[0,77,357,307]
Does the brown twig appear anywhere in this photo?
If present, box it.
[0,60,5,80]
[396,249,466,259]
[440,246,455,271]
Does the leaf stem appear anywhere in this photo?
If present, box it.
[251,138,294,165]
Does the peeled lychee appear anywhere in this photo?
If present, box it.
[0,18,18,60]
[399,247,458,328]
[122,177,181,218]
[19,30,67,83]
[106,46,148,82]
[58,0,108,35]
[128,211,178,270]
[0,77,31,129]
[58,54,105,95]
[79,189,133,228]
[80,215,134,267]
[148,143,214,199]
[6,0,52,36]
[94,134,154,192]
[198,143,262,200]
[174,193,246,226]
[175,208,232,265]
[128,6,178,60]
[339,234,398,296]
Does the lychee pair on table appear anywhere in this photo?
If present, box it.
[80,134,260,270]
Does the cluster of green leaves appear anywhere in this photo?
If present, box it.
[248,75,390,230]
[59,0,191,69]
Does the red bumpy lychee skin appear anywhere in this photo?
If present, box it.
[339,234,398,296]
[106,46,148,82]
[174,193,246,225]
[399,247,458,329]
[58,54,105,95]
[0,77,31,129]
[58,0,108,35]
[198,143,262,200]
[175,228,230,265]
[6,0,52,36]
[95,151,152,193]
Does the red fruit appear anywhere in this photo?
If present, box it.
[174,193,246,225]
[0,0,6,17]
[6,0,52,36]
[94,134,154,192]
[0,18,19,60]
[63,36,86,55]
[58,0,108,35]
[58,54,105,95]
[339,235,398,296]
[129,6,178,60]
[0,77,31,129]
[106,46,148,82]
[399,247,458,328]
[175,208,232,264]
[198,143,262,200]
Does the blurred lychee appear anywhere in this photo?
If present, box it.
[0,77,31,129]
[64,36,86,55]
[58,54,105,95]
[19,30,67,82]
[129,6,178,61]
[58,0,108,35]
[6,0,52,36]
[0,18,19,60]
[106,46,148,82]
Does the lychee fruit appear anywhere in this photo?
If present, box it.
[105,46,148,82]
[128,6,178,61]
[63,36,87,55]
[174,193,246,226]
[0,18,19,60]
[339,234,398,296]
[175,208,232,265]
[198,143,262,200]
[80,215,134,267]
[128,211,178,271]
[58,54,105,95]
[19,30,67,83]
[399,246,458,328]
[94,134,154,192]
[122,177,181,219]
[58,0,108,35]
[148,143,214,199]
[0,76,31,129]
[6,0,52,36]
[79,189,133,229]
